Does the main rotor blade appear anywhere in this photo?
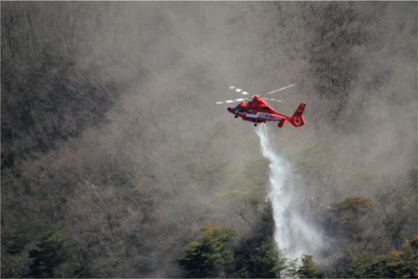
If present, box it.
[229,86,249,96]
[216,97,248,105]
[264,98,283,103]
[259,84,296,96]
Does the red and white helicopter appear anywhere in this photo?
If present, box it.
[216,84,306,128]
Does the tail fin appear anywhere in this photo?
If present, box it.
[290,103,306,127]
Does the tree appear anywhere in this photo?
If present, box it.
[329,196,373,235]
[345,235,418,278]
[3,220,35,254]
[233,200,286,278]
[287,258,299,277]
[331,196,373,221]
[28,225,71,278]
[243,158,270,188]
[177,225,236,277]
[409,166,418,189]
[248,237,287,278]
[297,254,320,278]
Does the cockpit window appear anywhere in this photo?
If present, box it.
[238,107,252,113]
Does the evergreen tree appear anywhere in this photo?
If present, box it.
[248,237,287,278]
[28,225,71,278]
[297,254,320,278]
[3,220,35,254]
[287,258,299,277]
[177,225,236,277]
[232,199,287,278]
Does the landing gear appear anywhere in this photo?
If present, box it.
[235,115,238,118]
[254,121,258,127]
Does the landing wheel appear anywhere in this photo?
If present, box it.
[235,115,238,118]
[254,123,257,127]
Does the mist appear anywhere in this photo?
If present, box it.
[2,1,417,278]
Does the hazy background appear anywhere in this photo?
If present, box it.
[2,2,417,277]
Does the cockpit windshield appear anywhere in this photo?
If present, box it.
[237,106,252,113]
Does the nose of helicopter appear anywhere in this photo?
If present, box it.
[227,107,237,114]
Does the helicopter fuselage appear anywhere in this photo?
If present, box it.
[227,96,306,128]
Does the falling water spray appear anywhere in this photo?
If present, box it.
[255,124,324,259]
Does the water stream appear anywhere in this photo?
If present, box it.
[256,124,323,259]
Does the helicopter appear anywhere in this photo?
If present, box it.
[216,84,306,128]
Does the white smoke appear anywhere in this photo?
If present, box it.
[256,124,324,259]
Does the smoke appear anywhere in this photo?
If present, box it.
[2,2,416,277]
[256,124,324,259]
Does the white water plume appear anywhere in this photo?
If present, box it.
[256,124,324,259]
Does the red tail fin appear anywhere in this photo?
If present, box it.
[290,103,306,127]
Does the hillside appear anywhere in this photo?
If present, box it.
[2,2,417,278]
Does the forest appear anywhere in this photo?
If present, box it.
[1,2,417,278]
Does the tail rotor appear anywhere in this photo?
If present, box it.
[290,103,306,127]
